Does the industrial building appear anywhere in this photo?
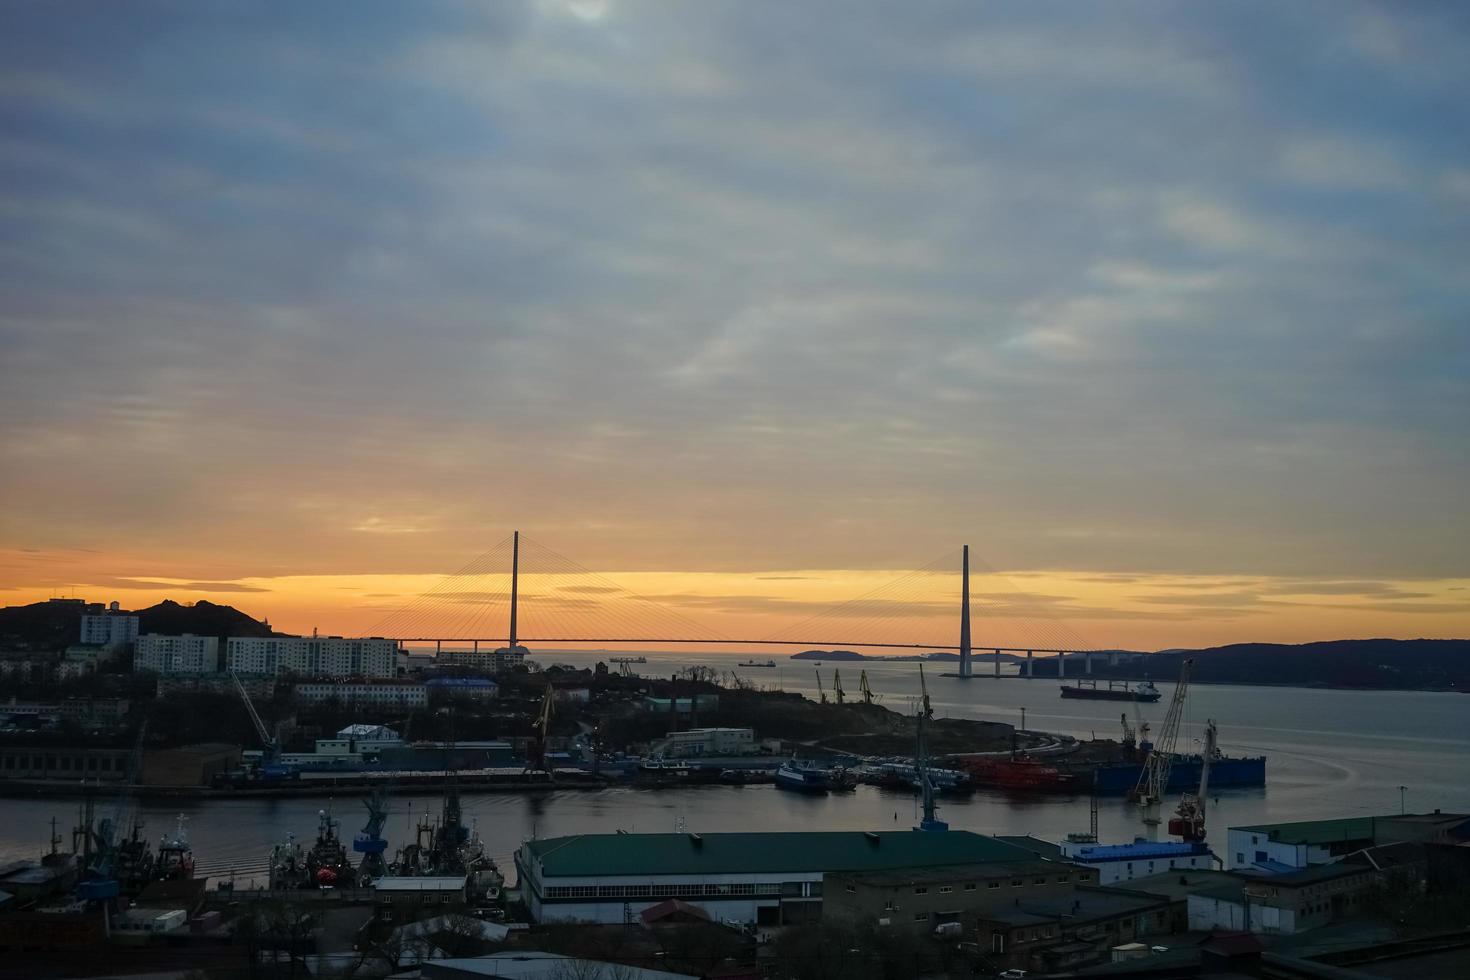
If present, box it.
[652,728,755,758]
[293,680,428,708]
[824,860,1098,933]
[1057,838,1216,884]
[134,634,221,674]
[1227,811,1470,872]
[225,635,398,678]
[514,830,1051,926]
[437,645,527,673]
[975,887,1174,972]
[1188,861,1381,935]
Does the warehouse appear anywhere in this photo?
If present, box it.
[514,830,1050,926]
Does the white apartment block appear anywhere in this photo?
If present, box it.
[293,681,428,708]
[226,636,398,678]
[437,644,527,673]
[135,634,221,674]
[79,613,139,650]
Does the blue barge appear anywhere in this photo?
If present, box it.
[1087,755,1265,795]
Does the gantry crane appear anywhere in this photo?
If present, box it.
[815,670,828,705]
[1121,712,1136,752]
[914,663,944,831]
[1169,719,1217,842]
[833,668,845,705]
[859,670,875,705]
[1130,659,1193,837]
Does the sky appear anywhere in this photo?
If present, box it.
[1,1,1467,651]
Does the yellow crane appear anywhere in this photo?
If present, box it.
[859,670,875,705]
[524,682,555,775]
[833,668,845,705]
[815,670,828,705]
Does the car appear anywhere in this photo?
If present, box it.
[998,971,1028,979]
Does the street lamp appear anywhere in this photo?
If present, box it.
[1399,785,1407,815]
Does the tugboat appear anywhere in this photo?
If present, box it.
[154,814,195,881]
[1059,679,1161,702]
[389,774,504,903]
[305,808,354,887]
[774,757,831,794]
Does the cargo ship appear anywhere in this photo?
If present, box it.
[1059,679,1161,702]
[738,659,776,667]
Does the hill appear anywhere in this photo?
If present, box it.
[135,599,278,639]
[1036,638,1470,690]
[0,597,278,651]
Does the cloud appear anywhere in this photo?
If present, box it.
[0,0,1467,645]
[112,579,270,594]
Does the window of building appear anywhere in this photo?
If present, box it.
[1236,852,1245,864]
[964,883,977,891]
[914,887,928,895]
[1033,877,1046,885]
[845,884,856,893]
[1011,879,1023,887]
[883,901,895,912]
[988,881,1000,889]
[939,885,953,894]
[913,912,926,922]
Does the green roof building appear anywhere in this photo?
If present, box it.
[514,830,1045,926]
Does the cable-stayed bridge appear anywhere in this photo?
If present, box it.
[371,532,1112,677]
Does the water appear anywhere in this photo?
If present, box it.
[3,651,1466,885]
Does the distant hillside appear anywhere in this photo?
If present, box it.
[1037,638,1470,690]
[135,599,278,639]
[0,599,93,651]
[791,650,867,660]
[0,598,279,651]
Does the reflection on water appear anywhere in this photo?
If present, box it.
[2,651,1467,884]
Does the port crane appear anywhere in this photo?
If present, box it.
[225,670,296,784]
[1169,719,1217,842]
[832,668,845,705]
[859,669,875,705]
[1120,712,1136,753]
[354,715,412,884]
[76,720,149,907]
[1130,659,1192,837]
[524,682,555,775]
[914,663,945,831]
[815,670,828,705]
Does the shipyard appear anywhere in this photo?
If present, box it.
[5,2,1470,977]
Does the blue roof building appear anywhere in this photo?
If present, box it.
[1058,838,1215,885]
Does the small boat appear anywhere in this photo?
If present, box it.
[774,758,831,794]
[737,660,776,668]
[154,814,195,881]
[1060,679,1161,702]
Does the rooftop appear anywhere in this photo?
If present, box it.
[1118,870,1244,902]
[995,835,1064,861]
[523,831,1037,878]
[374,876,467,892]
[1064,839,1211,862]
[831,859,1072,887]
[426,952,697,980]
[978,887,1167,926]
[1231,817,1379,846]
